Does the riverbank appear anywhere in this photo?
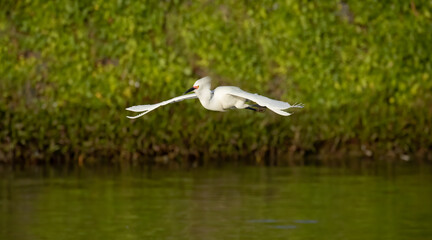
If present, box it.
[1,1,431,164]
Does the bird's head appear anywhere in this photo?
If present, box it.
[184,76,211,94]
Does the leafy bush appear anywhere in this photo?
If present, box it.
[1,0,431,163]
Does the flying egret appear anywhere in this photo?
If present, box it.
[126,76,303,119]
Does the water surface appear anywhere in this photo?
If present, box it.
[1,162,431,240]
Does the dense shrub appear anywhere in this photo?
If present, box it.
[1,1,431,162]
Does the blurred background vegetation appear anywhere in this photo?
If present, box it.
[1,0,431,164]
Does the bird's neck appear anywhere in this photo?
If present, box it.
[196,88,213,109]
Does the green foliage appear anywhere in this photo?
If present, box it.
[1,0,431,162]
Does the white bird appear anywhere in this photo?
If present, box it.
[126,76,303,119]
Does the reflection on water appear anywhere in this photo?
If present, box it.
[0,162,431,240]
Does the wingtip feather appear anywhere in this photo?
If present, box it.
[126,111,148,119]
[126,105,151,112]
[291,103,304,108]
[267,107,292,116]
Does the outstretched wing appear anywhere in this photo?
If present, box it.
[126,93,198,119]
[226,88,303,116]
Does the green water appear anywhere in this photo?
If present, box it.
[1,163,431,240]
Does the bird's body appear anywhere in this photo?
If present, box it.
[126,77,303,119]
[198,87,246,111]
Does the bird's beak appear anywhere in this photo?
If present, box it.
[184,86,197,94]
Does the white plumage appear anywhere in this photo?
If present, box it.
[126,76,303,119]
